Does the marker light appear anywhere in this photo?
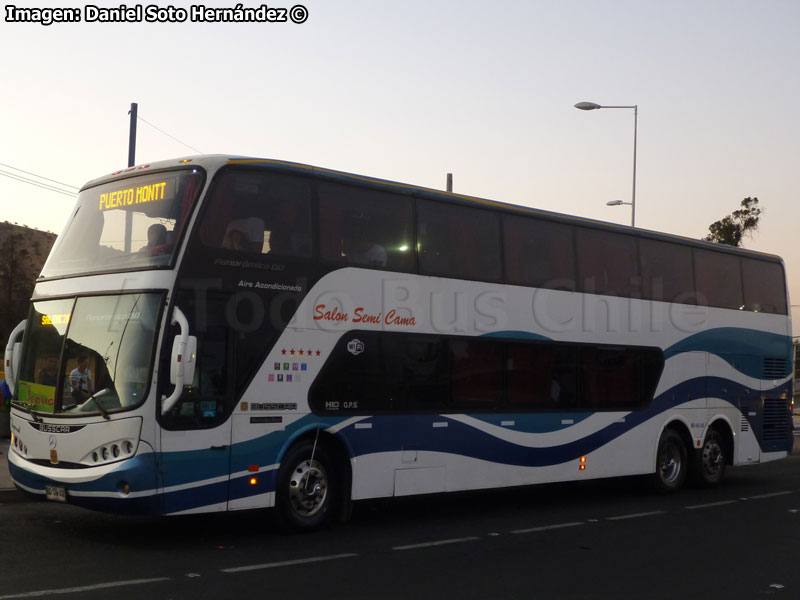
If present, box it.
[248,465,259,473]
[179,159,193,163]
[579,456,587,471]
[249,477,258,486]
[138,164,150,169]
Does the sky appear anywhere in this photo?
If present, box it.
[2,0,799,332]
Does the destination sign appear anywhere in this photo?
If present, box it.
[98,180,170,211]
[41,313,71,326]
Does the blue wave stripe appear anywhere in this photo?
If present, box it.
[340,377,792,467]
[663,328,791,380]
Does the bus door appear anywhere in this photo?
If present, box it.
[157,297,235,514]
[159,416,232,515]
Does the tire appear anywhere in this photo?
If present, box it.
[691,428,727,487]
[275,439,337,531]
[652,429,687,492]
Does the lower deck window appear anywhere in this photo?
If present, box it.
[309,332,664,414]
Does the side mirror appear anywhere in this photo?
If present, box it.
[3,320,26,395]
[170,335,197,387]
[161,306,194,415]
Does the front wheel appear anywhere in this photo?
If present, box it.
[275,440,337,531]
[652,429,687,492]
[691,429,727,487]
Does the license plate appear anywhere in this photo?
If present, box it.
[45,485,67,502]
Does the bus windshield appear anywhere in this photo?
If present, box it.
[14,293,163,416]
[41,169,203,278]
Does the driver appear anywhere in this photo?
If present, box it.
[69,353,94,405]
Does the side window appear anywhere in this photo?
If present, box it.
[417,199,502,281]
[199,169,312,257]
[694,249,743,310]
[576,228,638,296]
[450,340,503,409]
[639,238,695,303]
[310,334,662,415]
[309,332,448,413]
[507,343,578,410]
[742,258,787,314]
[503,215,576,290]
[580,347,638,409]
[319,182,414,271]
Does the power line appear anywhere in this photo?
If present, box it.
[0,162,80,190]
[0,169,78,197]
[137,115,203,154]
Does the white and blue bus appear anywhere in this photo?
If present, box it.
[5,156,793,529]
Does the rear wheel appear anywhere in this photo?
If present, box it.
[275,440,337,531]
[653,429,687,492]
[691,429,726,487]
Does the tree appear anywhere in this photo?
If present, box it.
[703,197,761,247]
[0,231,35,350]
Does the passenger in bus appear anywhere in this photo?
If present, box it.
[138,223,171,257]
[36,354,59,387]
[223,218,265,252]
[146,224,168,247]
[69,353,94,402]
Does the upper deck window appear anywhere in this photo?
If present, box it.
[41,170,204,278]
[503,215,576,290]
[417,199,502,282]
[576,228,639,296]
[198,169,312,258]
[319,182,414,271]
[694,248,744,310]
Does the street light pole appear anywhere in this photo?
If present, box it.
[575,102,638,227]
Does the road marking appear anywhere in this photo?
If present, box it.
[606,510,666,521]
[749,491,793,500]
[0,578,171,599]
[393,537,479,550]
[222,553,358,573]
[685,500,739,510]
[511,522,584,534]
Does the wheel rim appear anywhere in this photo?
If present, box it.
[702,437,724,478]
[287,459,328,518]
[659,441,682,485]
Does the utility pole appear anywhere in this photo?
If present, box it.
[124,102,138,253]
[128,102,138,167]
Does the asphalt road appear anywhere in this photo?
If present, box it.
[1,457,799,600]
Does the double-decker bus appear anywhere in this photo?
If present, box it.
[5,155,793,530]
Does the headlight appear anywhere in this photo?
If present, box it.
[81,439,138,466]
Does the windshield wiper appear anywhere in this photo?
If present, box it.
[12,401,43,423]
[84,393,111,420]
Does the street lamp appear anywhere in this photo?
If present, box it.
[575,101,638,227]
